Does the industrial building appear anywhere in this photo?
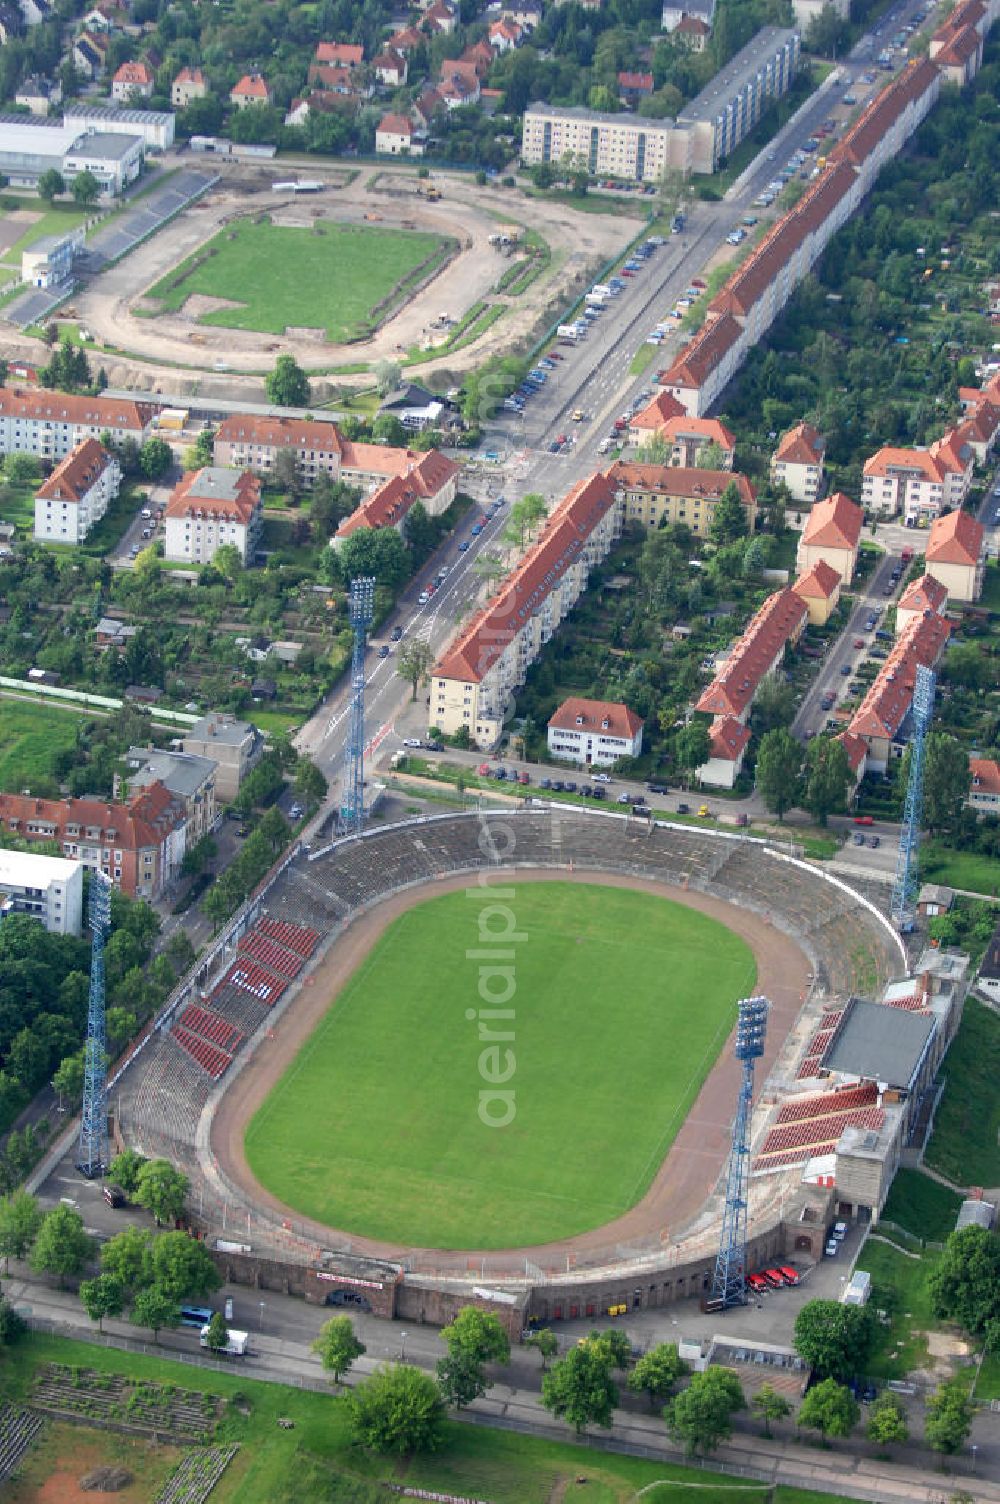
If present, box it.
[0,114,144,195]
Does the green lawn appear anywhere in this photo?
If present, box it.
[921,841,1000,897]
[0,480,37,531]
[0,1333,853,1504]
[0,697,83,792]
[925,998,1000,1186]
[144,219,449,342]
[862,1239,939,1380]
[880,1168,963,1243]
[245,883,754,1247]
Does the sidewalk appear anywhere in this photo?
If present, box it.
[7,1274,998,1504]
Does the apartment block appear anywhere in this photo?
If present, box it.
[0,849,83,934]
[33,437,121,544]
[164,467,263,566]
[0,386,154,461]
[606,461,757,536]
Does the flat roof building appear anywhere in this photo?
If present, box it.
[0,848,83,935]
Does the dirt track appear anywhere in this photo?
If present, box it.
[210,869,810,1266]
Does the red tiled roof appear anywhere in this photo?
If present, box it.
[970,757,1000,797]
[113,60,152,84]
[793,558,841,601]
[35,437,114,502]
[659,415,736,451]
[377,112,413,136]
[934,23,980,64]
[373,49,405,72]
[800,491,863,552]
[659,312,744,390]
[963,400,1000,445]
[339,439,420,478]
[929,424,974,473]
[0,782,184,854]
[314,41,362,64]
[708,715,751,761]
[389,25,424,50]
[837,730,868,774]
[232,72,269,98]
[606,461,755,508]
[335,450,458,538]
[774,421,824,466]
[926,508,984,566]
[863,446,944,483]
[618,70,653,90]
[166,468,261,525]
[630,389,686,429]
[215,414,342,453]
[675,14,710,32]
[548,696,643,737]
[173,66,204,84]
[897,573,947,616]
[433,472,618,685]
[830,58,939,170]
[307,64,356,89]
[849,610,950,741]
[0,385,154,432]
[695,588,807,719]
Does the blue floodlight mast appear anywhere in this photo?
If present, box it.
[711,995,770,1310]
[76,872,112,1179]
[891,662,936,933]
[341,576,375,835]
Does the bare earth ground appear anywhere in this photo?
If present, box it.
[210,869,809,1265]
[0,209,42,257]
[46,162,639,386]
[5,1428,180,1504]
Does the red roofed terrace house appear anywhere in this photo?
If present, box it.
[547,697,644,768]
[165,468,263,566]
[607,461,756,538]
[654,415,736,469]
[230,71,271,109]
[792,558,841,626]
[847,607,951,774]
[895,572,948,635]
[333,450,459,543]
[770,421,826,503]
[0,785,187,900]
[213,414,343,485]
[796,490,863,584]
[695,588,809,786]
[430,473,622,749]
[924,508,985,602]
[33,437,120,544]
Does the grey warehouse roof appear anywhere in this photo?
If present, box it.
[64,104,175,126]
[821,998,935,1092]
[67,131,143,160]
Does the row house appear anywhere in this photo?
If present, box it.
[33,437,120,544]
[606,461,757,536]
[430,473,621,749]
[895,572,948,634]
[770,421,825,503]
[695,586,808,786]
[655,414,736,468]
[125,746,218,843]
[796,490,863,584]
[0,783,187,900]
[333,450,459,542]
[657,311,747,417]
[628,388,685,445]
[847,608,951,774]
[829,59,940,195]
[792,557,841,626]
[924,508,985,602]
[0,386,155,461]
[164,466,263,566]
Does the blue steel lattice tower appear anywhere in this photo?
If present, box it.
[711,995,769,1309]
[76,873,112,1179]
[891,662,936,933]
[341,576,375,835]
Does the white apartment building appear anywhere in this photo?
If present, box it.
[164,467,263,566]
[33,437,121,544]
[547,697,644,766]
[0,849,83,935]
[0,386,154,461]
[861,429,973,522]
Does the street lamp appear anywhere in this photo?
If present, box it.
[971,1444,978,1474]
[400,1330,408,1362]
[258,1300,265,1331]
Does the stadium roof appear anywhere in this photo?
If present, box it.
[821,998,935,1091]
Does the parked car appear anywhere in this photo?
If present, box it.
[854,814,874,825]
[391,625,403,641]
[591,772,612,783]
[377,644,391,659]
[825,1239,839,1257]
[852,832,865,846]
[676,802,690,814]
[747,1273,769,1293]
[647,782,667,794]
[868,835,880,848]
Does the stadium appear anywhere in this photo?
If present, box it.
[109,804,963,1333]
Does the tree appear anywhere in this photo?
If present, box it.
[0,1189,42,1271]
[590,1328,632,1371]
[72,169,100,206]
[3,453,41,486]
[928,1225,1000,1338]
[866,1391,909,1447]
[312,1314,366,1384]
[924,1379,974,1456]
[756,727,802,819]
[271,446,302,500]
[213,543,243,584]
[350,1363,446,1454]
[441,1306,511,1366]
[752,1382,792,1437]
[134,1159,189,1227]
[920,732,971,836]
[709,482,749,545]
[131,1282,179,1343]
[802,735,852,826]
[30,1203,93,1287]
[110,1148,150,1202]
[793,1300,876,1381]
[437,1345,490,1409]
[266,354,310,409]
[753,673,796,734]
[503,493,547,549]
[138,437,172,481]
[37,168,65,204]
[396,638,435,702]
[541,1339,618,1435]
[204,1311,230,1352]
[696,439,727,470]
[52,1049,85,1108]
[100,1226,152,1295]
[627,1342,688,1409]
[333,527,409,589]
[664,1367,745,1457]
[293,758,327,804]
[146,1230,221,1303]
[80,1273,124,1332]
[525,1328,558,1370]
[675,719,711,786]
[374,359,401,397]
[798,1377,859,1441]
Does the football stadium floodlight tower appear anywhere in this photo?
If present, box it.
[710,995,770,1310]
[76,872,112,1179]
[341,575,375,835]
[891,662,936,934]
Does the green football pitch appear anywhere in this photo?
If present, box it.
[244,883,755,1248]
[145,219,448,342]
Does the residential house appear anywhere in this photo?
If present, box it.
[438,59,481,107]
[674,14,710,47]
[314,41,363,67]
[430,473,621,749]
[334,450,459,541]
[662,0,716,31]
[656,414,736,468]
[0,850,83,935]
[501,0,542,26]
[489,17,523,50]
[895,573,948,634]
[73,29,109,78]
[164,467,263,566]
[424,0,457,33]
[388,26,425,54]
[15,75,61,115]
[413,88,445,129]
[230,72,271,109]
[771,421,825,503]
[547,697,644,767]
[378,382,445,432]
[862,429,974,523]
[697,715,751,788]
[796,490,863,584]
[462,39,495,76]
[375,112,422,154]
[837,729,869,793]
[0,386,155,459]
[181,714,263,802]
[34,438,120,544]
[968,757,1000,816]
[792,557,841,625]
[212,413,343,483]
[0,784,187,899]
[627,388,686,446]
[847,608,951,773]
[924,507,985,601]
[111,59,153,101]
[307,64,361,94]
[94,616,138,652]
[618,70,654,103]
[125,746,218,842]
[957,400,1000,463]
[373,48,407,86]
[172,67,207,107]
[607,461,757,537]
